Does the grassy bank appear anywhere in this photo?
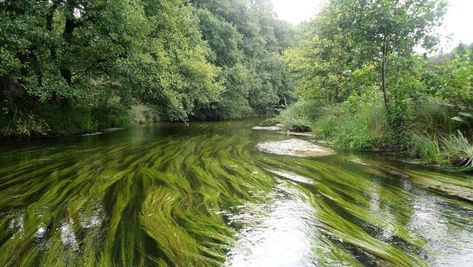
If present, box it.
[277,100,473,171]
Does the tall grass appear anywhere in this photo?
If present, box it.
[407,132,443,164]
[402,98,473,169]
[312,105,345,138]
[332,104,391,149]
[278,100,323,132]
[405,99,455,135]
[442,131,473,169]
[406,130,473,169]
[279,97,473,170]
[279,101,391,149]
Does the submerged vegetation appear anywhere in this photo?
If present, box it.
[0,121,472,265]
[279,0,473,170]
[1,0,473,265]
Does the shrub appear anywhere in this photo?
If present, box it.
[279,100,324,131]
[331,104,391,149]
[93,105,132,129]
[312,105,344,138]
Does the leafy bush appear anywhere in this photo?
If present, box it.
[279,100,324,131]
[312,105,344,138]
[0,114,50,136]
[0,101,137,136]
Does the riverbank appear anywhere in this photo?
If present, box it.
[264,107,473,172]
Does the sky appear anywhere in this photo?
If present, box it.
[271,0,473,52]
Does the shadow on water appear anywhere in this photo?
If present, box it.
[0,120,472,266]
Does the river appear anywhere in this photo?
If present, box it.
[0,120,472,266]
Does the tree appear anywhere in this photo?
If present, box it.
[286,0,447,109]
[191,0,295,118]
[0,0,295,134]
[349,0,447,109]
[1,0,223,133]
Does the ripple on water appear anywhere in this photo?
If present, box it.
[224,182,318,266]
[409,190,473,266]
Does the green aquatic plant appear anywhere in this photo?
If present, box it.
[0,121,472,266]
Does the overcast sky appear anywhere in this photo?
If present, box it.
[271,0,473,52]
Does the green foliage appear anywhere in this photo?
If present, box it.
[192,0,295,119]
[282,0,473,169]
[280,100,391,149]
[312,105,344,138]
[406,130,473,169]
[404,99,455,134]
[0,114,50,136]
[131,104,162,124]
[434,49,473,106]
[442,131,473,169]
[285,0,447,107]
[408,132,443,164]
[279,100,323,131]
[337,104,391,149]
[316,103,391,149]
[0,0,295,135]
[217,65,254,119]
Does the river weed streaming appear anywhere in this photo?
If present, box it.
[0,121,472,266]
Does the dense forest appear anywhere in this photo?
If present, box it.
[0,0,294,135]
[1,0,473,169]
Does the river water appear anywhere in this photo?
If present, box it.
[0,120,472,266]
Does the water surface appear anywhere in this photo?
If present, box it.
[0,121,472,266]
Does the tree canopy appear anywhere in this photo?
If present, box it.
[0,0,295,134]
[285,0,447,109]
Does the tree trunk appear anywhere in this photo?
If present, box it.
[61,0,75,85]
[1,74,19,97]
[381,30,389,110]
[47,2,59,60]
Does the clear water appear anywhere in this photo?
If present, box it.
[0,120,472,266]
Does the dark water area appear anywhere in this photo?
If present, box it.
[0,120,472,266]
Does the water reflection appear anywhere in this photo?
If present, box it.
[409,190,473,266]
[225,181,317,266]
